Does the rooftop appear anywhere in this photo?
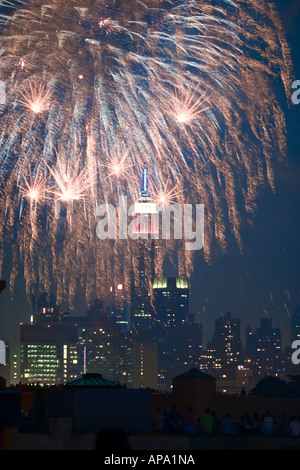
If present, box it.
[65,373,121,388]
[175,368,214,380]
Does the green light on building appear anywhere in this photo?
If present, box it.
[176,278,188,289]
[153,277,188,289]
[153,278,168,289]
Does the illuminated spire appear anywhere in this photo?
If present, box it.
[141,168,150,197]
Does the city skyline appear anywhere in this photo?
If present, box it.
[2,278,298,394]
[0,0,300,360]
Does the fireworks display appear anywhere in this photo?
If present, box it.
[0,0,292,308]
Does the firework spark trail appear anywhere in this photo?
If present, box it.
[19,82,53,114]
[0,0,292,307]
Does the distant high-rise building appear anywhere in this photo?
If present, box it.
[150,277,203,391]
[10,345,20,386]
[291,307,300,342]
[130,169,159,333]
[245,324,256,360]
[208,311,241,380]
[152,277,189,327]
[108,284,129,333]
[155,321,203,391]
[125,331,158,390]
[131,242,156,332]
[76,314,121,383]
[19,323,81,385]
[35,292,64,323]
[88,298,106,318]
[18,306,122,385]
[253,318,282,380]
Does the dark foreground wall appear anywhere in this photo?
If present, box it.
[27,387,152,435]
[0,390,21,427]
[72,388,152,434]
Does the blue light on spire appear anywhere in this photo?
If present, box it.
[141,168,150,196]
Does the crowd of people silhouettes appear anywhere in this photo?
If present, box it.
[152,406,300,437]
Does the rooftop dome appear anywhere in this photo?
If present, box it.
[65,373,121,388]
[175,368,214,380]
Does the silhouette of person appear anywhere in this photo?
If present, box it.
[152,407,165,434]
[183,407,195,435]
[221,414,234,435]
[252,413,261,435]
[241,413,251,434]
[200,409,214,435]
[289,416,300,437]
[167,405,183,434]
[262,410,274,436]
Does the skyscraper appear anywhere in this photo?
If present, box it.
[131,243,155,332]
[19,323,81,385]
[246,324,256,360]
[131,169,158,332]
[208,311,241,380]
[125,331,158,390]
[155,320,203,391]
[108,283,129,333]
[18,297,122,385]
[291,307,300,342]
[253,318,282,380]
[152,277,189,327]
[151,277,203,390]
[76,314,121,383]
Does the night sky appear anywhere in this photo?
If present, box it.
[0,0,300,349]
[190,0,300,347]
